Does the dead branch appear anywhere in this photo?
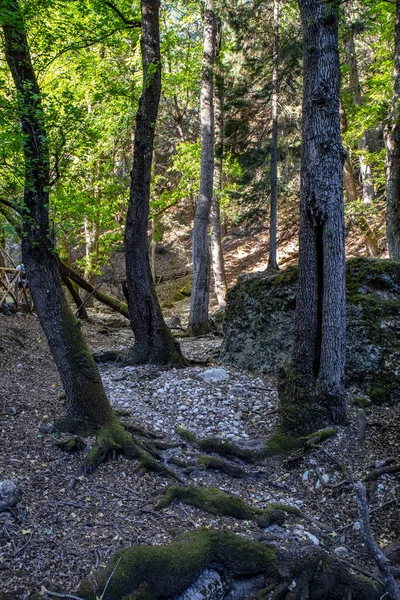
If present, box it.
[356,482,400,600]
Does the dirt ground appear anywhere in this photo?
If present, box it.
[0,311,399,599]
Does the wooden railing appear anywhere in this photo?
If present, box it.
[0,267,33,313]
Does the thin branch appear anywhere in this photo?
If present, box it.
[104,1,141,27]
[39,27,135,72]
[99,557,122,600]
[356,482,400,600]
[42,589,84,600]
[0,197,22,214]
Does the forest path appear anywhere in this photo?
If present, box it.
[0,312,399,598]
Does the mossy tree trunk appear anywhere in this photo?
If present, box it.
[1,0,114,432]
[386,0,400,262]
[278,0,347,434]
[188,0,217,335]
[124,0,186,365]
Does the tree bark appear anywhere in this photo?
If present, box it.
[188,0,217,335]
[278,0,347,434]
[1,0,114,432]
[268,0,280,271]
[385,0,400,262]
[124,0,185,365]
[344,3,375,207]
[210,19,227,310]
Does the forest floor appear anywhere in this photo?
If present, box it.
[0,311,399,599]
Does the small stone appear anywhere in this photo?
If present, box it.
[198,368,230,383]
[321,474,330,484]
[302,470,309,481]
[334,547,349,556]
[353,521,361,531]
[304,531,319,545]
[174,569,224,600]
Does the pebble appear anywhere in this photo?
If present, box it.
[334,547,349,556]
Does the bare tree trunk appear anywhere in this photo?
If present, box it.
[340,101,358,205]
[188,0,217,335]
[1,0,114,433]
[210,19,227,310]
[62,274,90,321]
[268,0,280,271]
[81,216,98,307]
[341,100,379,257]
[344,3,375,205]
[124,0,185,365]
[385,0,400,262]
[278,0,347,435]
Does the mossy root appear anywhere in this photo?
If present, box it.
[83,420,180,479]
[77,529,381,600]
[78,528,275,600]
[155,485,318,529]
[197,455,246,478]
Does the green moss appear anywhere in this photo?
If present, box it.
[353,397,371,409]
[346,257,400,298]
[173,291,185,302]
[156,486,303,529]
[179,284,192,297]
[83,420,177,478]
[161,301,174,309]
[264,430,300,457]
[197,455,245,478]
[175,427,197,443]
[271,265,298,287]
[369,381,392,405]
[156,486,256,519]
[304,428,337,447]
[198,437,263,462]
[78,528,276,600]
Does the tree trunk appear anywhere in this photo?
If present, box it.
[188,0,217,335]
[278,0,347,435]
[385,0,400,261]
[210,19,227,310]
[62,274,90,321]
[1,0,114,432]
[124,0,185,365]
[268,0,280,271]
[340,101,358,205]
[344,4,375,205]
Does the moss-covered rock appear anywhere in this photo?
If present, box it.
[221,258,400,403]
[78,528,275,600]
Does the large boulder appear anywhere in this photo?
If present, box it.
[221,258,400,403]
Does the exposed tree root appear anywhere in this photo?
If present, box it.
[176,428,263,462]
[197,454,246,478]
[77,527,381,600]
[155,485,331,531]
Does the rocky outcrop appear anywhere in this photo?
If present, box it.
[221,258,400,403]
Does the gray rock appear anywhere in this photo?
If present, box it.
[198,368,230,383]
[225,575,265,599]
[221,258,400,402]
[0,480,21,508]
[174,569,224,600]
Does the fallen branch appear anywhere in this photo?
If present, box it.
[356,482,400,600]
[58,259,129,319]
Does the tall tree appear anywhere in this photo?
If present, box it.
[386,0,400,262]
[278,0,347,434]
[210,18,228,310]
[124,0,185,364]
[267,0,280,270]
[0,0,114,433]
[188,0,217,335]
